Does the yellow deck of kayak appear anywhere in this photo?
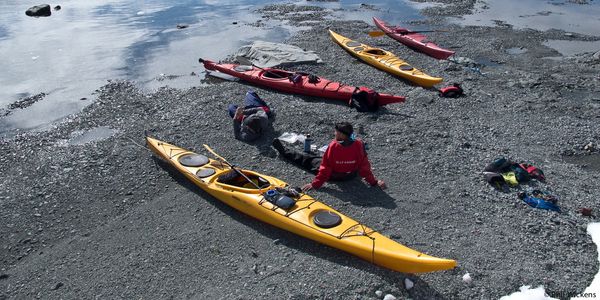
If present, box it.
[329,29,443,87]
[147,137,456,273]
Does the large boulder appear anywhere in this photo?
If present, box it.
[26,4,51,17]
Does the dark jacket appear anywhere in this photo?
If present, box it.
[233,107,270,142]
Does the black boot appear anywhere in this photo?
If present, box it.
[272,138,285,153]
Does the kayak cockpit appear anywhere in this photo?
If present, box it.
[261,69,292,79]
[214,169,271,193]
[363,49,386,56]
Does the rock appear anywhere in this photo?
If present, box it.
[375,290,383,297]
[580,208,593,216]
[462,272,473,284]
[26,4,52,17]
[176,24,189,29]
[54,5,61,11]
[232,21,238,24]
[404,278,414,290]
[383,294,397,300]
[0,274,8,280]
[584,142,594,151]
[50,282,63,290]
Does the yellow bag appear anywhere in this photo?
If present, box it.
[501,172,519,186]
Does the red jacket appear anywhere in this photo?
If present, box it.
[311,139,378,189]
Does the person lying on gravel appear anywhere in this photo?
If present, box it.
[272,122,386,191]
[228,90,274,142]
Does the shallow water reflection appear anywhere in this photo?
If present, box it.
[544,39,600,56]
[451,0,600,36]
[0,0,299,134]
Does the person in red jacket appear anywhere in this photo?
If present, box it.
[271,122,386,191]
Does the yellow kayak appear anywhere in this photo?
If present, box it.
[329,29,443,87]
[147,137,457,273]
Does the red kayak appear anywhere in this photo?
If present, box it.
[199,58,405,111]
[373,17,454,60]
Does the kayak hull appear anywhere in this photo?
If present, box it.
[373,17,454,60]
[328,29,443,88]
[200,59,405,106]
[147,137,457,273]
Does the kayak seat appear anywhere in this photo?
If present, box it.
[346,41,362,47]
[217,170,270,189]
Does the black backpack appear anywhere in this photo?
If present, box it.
[350,87,379,112]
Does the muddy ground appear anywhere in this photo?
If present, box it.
[1,0,600,299]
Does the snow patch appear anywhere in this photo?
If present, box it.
[572,223,600,299]
[499,286,558,300]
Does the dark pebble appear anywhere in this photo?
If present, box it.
[51,282,64,290]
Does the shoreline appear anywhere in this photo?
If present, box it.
[2,1,600,299]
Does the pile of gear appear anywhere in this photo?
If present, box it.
[483,157,560,212]
[483,157,545,187]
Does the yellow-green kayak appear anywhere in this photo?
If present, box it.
[329,29,443,87]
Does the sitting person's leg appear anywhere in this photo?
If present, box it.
[272,139,321,174]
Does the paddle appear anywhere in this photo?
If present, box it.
[203,144,263,191]
[368,29,448,37]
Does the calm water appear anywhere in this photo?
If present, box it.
[453,0,600,36]
[0,0,422,135]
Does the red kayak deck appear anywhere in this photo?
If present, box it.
[200,58,405,106]
[373,17,454,60]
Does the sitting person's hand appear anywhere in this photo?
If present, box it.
[376,180,387,190]
[302,183,313,192]
[234,107,244,120]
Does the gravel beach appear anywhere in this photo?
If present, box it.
[1,1,600,299]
